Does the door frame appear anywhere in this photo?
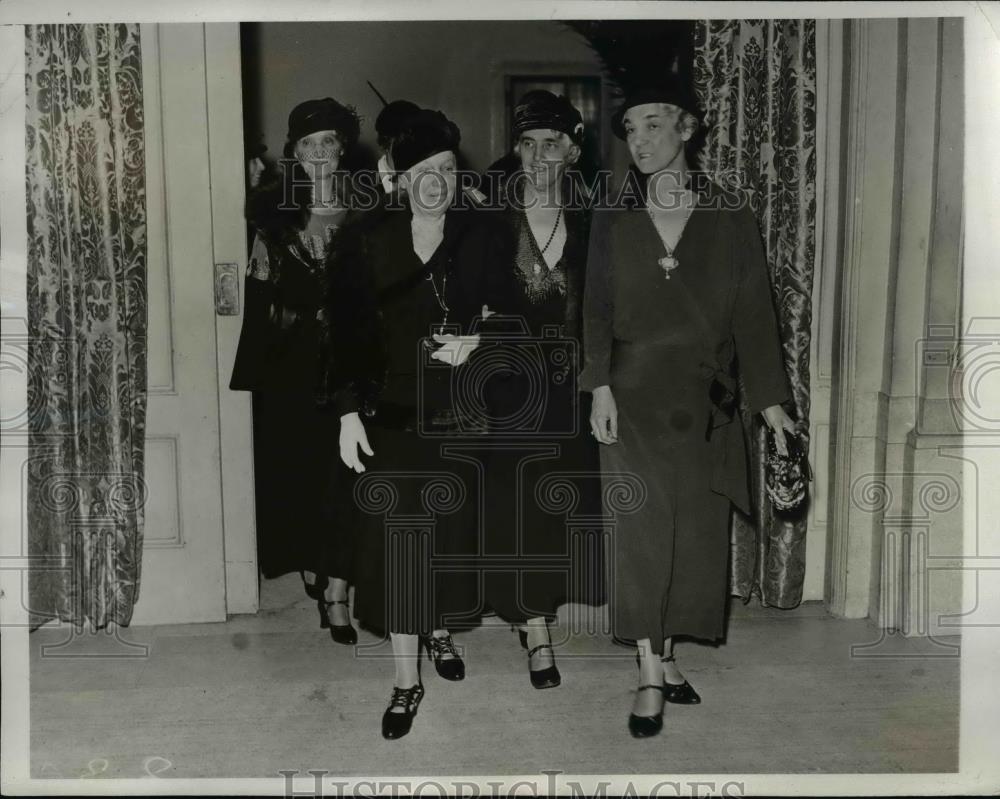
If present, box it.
[202,22,259,616]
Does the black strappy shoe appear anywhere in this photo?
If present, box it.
[527,643,561,689]
[628,684,666,738]
[661,654,701,704]
[423,633,465,681]
[381,683,425,740]
[319,599,357,646]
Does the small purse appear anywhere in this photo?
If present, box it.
[764,429,812,514]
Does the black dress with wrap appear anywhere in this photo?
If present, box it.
[579,180,789,652]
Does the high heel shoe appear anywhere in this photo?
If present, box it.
[423,633,465,681]
[319,599,357,646]
[661,654,701,704]
[526,643,561,689]
[381,683,425,740]
[628,685,666,738]
[300,571,328,602]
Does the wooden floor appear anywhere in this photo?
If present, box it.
[29,574,959,778]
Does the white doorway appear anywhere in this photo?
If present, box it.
[132,22,256,624]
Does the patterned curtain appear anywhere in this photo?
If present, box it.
[693,20,816,607]
[25,24,148,630]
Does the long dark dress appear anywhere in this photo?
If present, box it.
[478,197,604,623]
[334,206,490,637]
[229,220,357,581]
[580,179,789,652]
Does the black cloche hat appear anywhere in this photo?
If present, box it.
[286,97,361,148]
[610,79,704,141]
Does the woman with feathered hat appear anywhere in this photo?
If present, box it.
[581,78,796,737]
[330,106,499,740]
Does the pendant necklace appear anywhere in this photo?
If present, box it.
[647,201,693,281]
[531,206,563,276]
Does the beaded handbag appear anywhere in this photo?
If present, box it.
[764,429,812,514]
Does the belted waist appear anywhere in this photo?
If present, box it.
[611,338,738,441]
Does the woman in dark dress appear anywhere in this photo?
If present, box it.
[230,97,362,644]
[333,109,492,740]
[581,81,797,737]
[478,91,604,690]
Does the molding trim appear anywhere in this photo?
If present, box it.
[827,20,905,619]
[141,24,178,396]
[827,18,871,617]
[813,18,844,389]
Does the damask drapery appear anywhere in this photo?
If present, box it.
[693,20,816,607]
[25,24,148,629]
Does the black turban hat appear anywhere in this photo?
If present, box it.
[390,109,461,173]
[512,90,585,145]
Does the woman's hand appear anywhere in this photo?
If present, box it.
[761,404,797,456]
[590,385,618,445]
[339,412,374,473]
[430,333,480,366]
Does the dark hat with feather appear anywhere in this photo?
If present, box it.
[562,21,704,140]
[367,82,421,151]
[375,100,420,148]
[390,108,461,174]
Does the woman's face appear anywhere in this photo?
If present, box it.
[247,157,265,188]
[400,150,457,215]
[623,103,691,174]
[293,129,344,178]
[516,129,580,191]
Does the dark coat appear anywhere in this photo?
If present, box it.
[580,179,789,514]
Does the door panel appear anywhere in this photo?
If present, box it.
[131,23,227,624]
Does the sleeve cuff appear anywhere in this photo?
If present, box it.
[331,387,361,418]
[578,363,610,392]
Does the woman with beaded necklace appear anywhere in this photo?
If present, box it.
[476,90,605,691]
